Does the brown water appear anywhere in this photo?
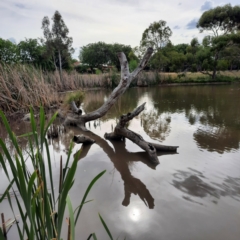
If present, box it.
[1,84,240,240]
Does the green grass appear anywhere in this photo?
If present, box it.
[0,107,115,240]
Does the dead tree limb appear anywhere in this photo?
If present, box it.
[104,102,179,164]
[64,47,153,131]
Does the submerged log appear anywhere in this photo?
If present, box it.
[104,102,179,164]
[63,47,153,131]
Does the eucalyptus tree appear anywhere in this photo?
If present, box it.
[42,11,74,80]
[197,4,240,79]
[140,20,172,53]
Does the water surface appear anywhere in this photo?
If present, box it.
[1,84,240,240]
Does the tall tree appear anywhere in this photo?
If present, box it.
[80,42,132,71]
[140,20,172,52]
[197,4,240,36]
[197,4,240,79]
[42,11,74,79]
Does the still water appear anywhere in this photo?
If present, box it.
[1,84,240,240]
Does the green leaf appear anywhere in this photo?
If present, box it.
[66,195,75,240]
[99,213,113,240]
[74,170,106,225]
[0,179,14,202]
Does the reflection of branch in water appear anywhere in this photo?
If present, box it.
[74,131,176,209]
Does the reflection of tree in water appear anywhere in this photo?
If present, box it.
[150,85,240,153]
[141,111,171,142]
[194,127,240,154]
[72,130,176,209]
[172,168,240,204]
[82,88,141,122]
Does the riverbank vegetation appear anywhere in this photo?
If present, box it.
[1,4,240,115]
[1,62,240,115]
[0,108,114,240]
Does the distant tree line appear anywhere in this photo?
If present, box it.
[1,4,240,80]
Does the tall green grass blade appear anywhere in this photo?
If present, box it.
[0,179,14,202]
[44,138,55,204]
[74,170,106,225]
[27,171,37,206]
[0,152,10,180]
[92,233,98,240]
[30,108,39,150]
[66,195,75,240]
[57,158,78,239]
[98,213,113,240]
[63,141,74,181]
[18,132,34,138]
[73,200,93,214]
[43,111,58,137]
[0,228,5,239]
[39,107,45,149]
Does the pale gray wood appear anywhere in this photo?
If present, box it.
[64,47,153,131]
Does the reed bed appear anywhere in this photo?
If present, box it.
[1,63,239,114]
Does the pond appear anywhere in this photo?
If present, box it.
[1,84,240,240]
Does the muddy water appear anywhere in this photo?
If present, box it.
[1,84,240,240]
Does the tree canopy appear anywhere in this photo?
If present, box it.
[140,20,172,52]
[197,4,240,36]
[80,42,132,71]
[42,11,74,76]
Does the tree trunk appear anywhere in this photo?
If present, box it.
[58,50,63,84]
[64,47,153,131]
[212,52,219,80]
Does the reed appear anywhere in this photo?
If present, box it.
[0,108,114,240]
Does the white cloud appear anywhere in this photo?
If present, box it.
[0,0,237,53]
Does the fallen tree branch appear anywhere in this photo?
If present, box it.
[63,47,153,131]
[104,102,179,164]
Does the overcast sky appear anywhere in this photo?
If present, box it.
[1,0,239,59]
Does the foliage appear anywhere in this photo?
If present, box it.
[0,38,18,63]
[41,11,74,75]
[80,42,132,71]
[197,4,240,36]
[140,20,172,52]
[64,90,85,104]
[0,108,114,240]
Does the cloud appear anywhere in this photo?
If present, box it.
[174,25,180,29]
[186,19,198,29]
[178,2,181,5]
[15,3,26,9]
[200,1,213,11]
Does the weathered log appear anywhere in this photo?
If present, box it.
[63,47,153,131]
[104,102,179,164]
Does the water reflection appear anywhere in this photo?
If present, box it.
[148,85,240,153]
[141,111,171,142]
[73,130,176,209]
[172,168,240,204]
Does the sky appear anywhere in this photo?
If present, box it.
[0,0,239,59]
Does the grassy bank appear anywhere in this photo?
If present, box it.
[1,63,240,115]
